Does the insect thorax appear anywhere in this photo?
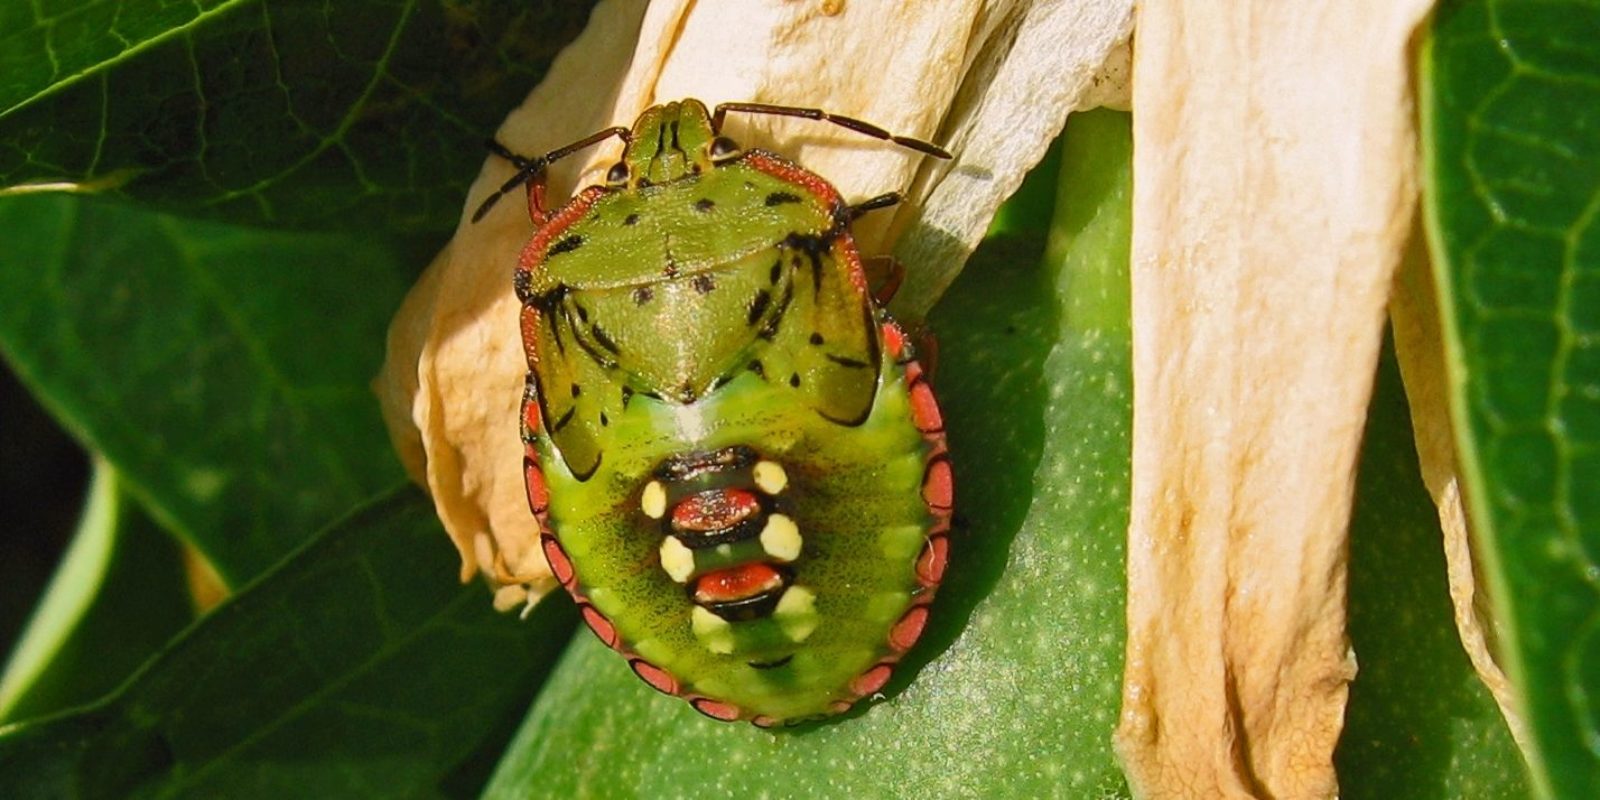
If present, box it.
[528,163,860,406]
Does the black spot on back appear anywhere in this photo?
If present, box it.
[765,191,802,207]
[633,286,654,305]
[782,233,832,293]
[549,235,585,256]
[624,213,640,226]
[747,360,766,379]
[570,384,581,398]
[809,332,824,345]
[757,282,793,341]
[654,445,759,483]
[746,290,772,325]
[769,259,782,285]
[552,406,576,432]
[789,373,801,388]
[693,274,716,295]
[592,324,620,354]
[748,655,794,670]
[694,198,716,212]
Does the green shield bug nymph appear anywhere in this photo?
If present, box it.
[477,99,952,726]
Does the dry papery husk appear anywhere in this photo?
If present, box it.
[1114,1,1438,798]
[1390,226,1530,751]
[373,0,1132,607]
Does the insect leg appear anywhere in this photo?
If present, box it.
[860,255,907,307]
[471,126,631,223]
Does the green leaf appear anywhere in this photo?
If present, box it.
[482,109,1134,799]
[0,193,408,584]
[1337,338,1530,797]
[0,460,193,724]
[1423,1,1600,795]
[0,0,598,232]
[0,363,89,662]
[0,0,239,117]
[0,487,577,799]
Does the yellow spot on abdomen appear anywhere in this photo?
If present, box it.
[659,536,695,583]
[691,607,735,654]
[641,480,668,518]
[753,460,788,495]
[760,514,802,562]
[775,586,818,642]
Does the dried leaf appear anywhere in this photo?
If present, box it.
[1114,1,1434,797]
[1389,225,1530,751]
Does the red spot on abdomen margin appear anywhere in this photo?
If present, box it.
[540,534,575,589]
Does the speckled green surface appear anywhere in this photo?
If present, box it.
[1337,342,1530,798]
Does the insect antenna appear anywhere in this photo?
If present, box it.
[712,102,951,159]
[471,126,631,223]
[845,192,903,221]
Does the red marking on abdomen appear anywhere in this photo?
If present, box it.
[916,534,949,587]
[850,663,894,697]
[690,697,744,721]
[581,604,619,649]
[903,363,944,433]
[524,456,550,514]
[671,488,762,533]
[921,456,953,511]
[540,534,575,588]
[889,604,930,652]
[693,563,785,604]
[630,659,679,695]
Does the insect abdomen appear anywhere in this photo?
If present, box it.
[528,340,948,724]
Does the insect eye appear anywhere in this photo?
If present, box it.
[708,136,742,163]
[606,162,630,186]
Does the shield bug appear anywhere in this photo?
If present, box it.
[479,99,952,725]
